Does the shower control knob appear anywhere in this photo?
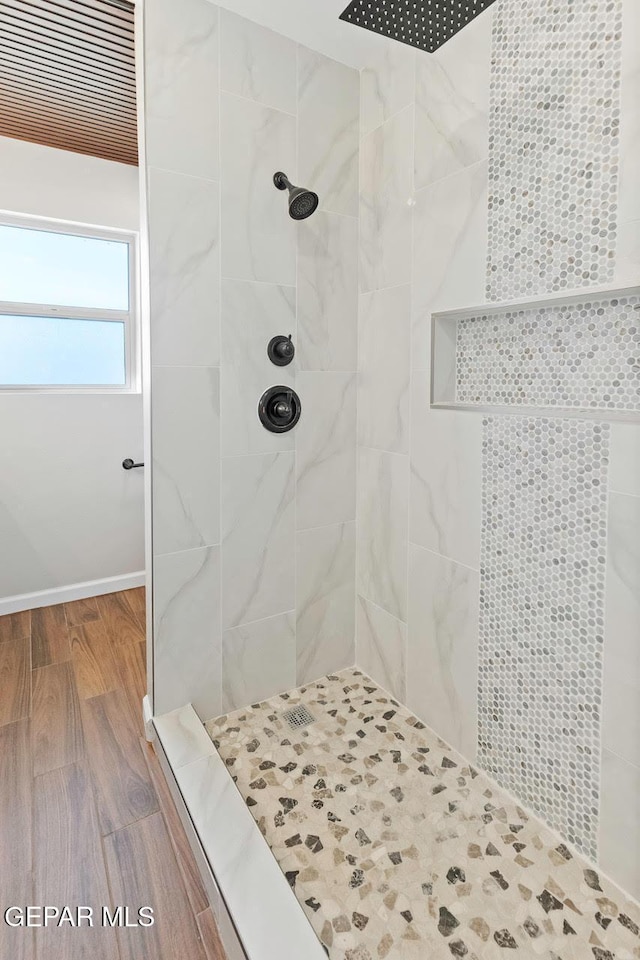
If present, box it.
[268,334,295,366]
[258,386,302,433]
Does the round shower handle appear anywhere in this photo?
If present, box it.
[268,334,295,366]
[258,386,301,433]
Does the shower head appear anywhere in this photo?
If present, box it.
[273,172,319,220]
[339,0,499,53]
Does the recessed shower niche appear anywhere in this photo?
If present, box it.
[431,283,640,421]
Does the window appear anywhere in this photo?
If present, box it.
[0,216,137,391]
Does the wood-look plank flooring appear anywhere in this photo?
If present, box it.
[0,589,226,960]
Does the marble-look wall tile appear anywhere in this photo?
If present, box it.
[618,0,640,225]
[358,284,411,454]
[604,493,640,682]
[148,168,220,367]
[220,93,296,285]
[297,211,358,371]
[360,42,415,139]
[613,219,640,285]
[599,749,640,902]
[610,423,640,497]
[152,366,220,556]
[357,447,408,622]
[220,279,296,457]
[298,48,359,218]
[222,612,296,712]
[221,452,295,629]
[414,10,491,190]
[412,160,488,369]
[219,9,297,113]
[410,375,482,570]
[413,161,488,312]
[144,0,219,179]
[153,545,221,720]
[603,671,640,769]
[296,522,356,685]
[356,595,407,701]
[359,105,414,294]
[296,372,356,530]
[407,544,479,759]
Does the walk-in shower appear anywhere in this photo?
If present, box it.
[144,0,640,958]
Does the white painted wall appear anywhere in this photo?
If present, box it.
[0,136,144,608]
[0,136,140,229]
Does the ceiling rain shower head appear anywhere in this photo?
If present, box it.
[339,0,499,53]
[273,172,319,220]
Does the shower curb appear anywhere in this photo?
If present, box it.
[152,704,326,960]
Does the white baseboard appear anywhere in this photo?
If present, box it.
[0,571,146,616]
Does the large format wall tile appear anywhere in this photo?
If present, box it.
[153,545,221,720]
[412,160,487,368]
[148,168,220,367]
[221,279,296,457]
[220,93,296,285]
[619,0,640,226]
[296,372,356,530]
[610,423,640,498]
[297,211,358,371]
[152,366,220,556]
[359,105,413,293]
[603,671,640,769]
[410,376,482,570]
[414,9,491,191]
[220,9,297,113]
[360,43,415,139]
[357,447,408,622]
[356,595,406,701]
[298,48,359,218]
[600,749,640,902]
[407,544,479,759]
[604,493,640,682]
[144,0,219,179]
[296,522,356,685]
[221,452,295,629]
[358,284,411,454]
[222,612,296,712]
[614,219,640,285]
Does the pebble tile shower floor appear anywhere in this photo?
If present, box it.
[206,669,640,960]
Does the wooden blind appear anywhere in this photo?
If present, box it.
[0,0,138,165]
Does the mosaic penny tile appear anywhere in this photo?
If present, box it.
[206,668,640,960]
[478,417,609,860]
[486,0,622,300]
[456,296,640,414]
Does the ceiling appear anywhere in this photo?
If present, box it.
[0,0,138,166]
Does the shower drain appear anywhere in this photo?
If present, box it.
[282,704,316,730]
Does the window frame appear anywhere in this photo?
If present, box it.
[0,211,139,394]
